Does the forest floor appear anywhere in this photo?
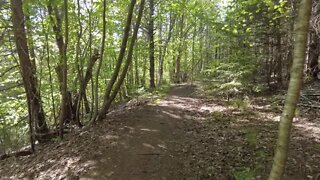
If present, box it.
[1,83,320,180]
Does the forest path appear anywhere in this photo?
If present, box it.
[1,83,320,179]
[81,84,202,179]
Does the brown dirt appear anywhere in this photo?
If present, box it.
[0,83,320,180]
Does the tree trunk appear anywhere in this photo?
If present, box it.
[75,50,100,124]
[134,44,140,86]
[142,56,147,86]
[11,0,49,142]
[97,0,144,121]
[59,0,69,138]
[191,20,197,84]
[41,10,57,127]
[276,35,283,87]
[92,0,107,122]
[158,13,175,86]
[96,0,136,122]
[174,15,184,83]
[48,0,75,128]
[268,0,312,179]
[148,0,156,88]
[308,33,320,78]
[307,1,320,79]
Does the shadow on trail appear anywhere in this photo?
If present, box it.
[0,84,319,179]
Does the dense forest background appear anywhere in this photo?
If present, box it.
[0,0,319,179]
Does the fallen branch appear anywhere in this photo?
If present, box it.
[0,150,33,160]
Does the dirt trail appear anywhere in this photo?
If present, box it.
[82,84,200,179]
[0,84,208,179]
[1,83,320,180]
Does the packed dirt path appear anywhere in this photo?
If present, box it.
[81,85,200,179]
[1,83,320,179]
[0,84,212,179]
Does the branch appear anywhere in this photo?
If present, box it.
[0,65,19,78]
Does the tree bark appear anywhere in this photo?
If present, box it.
[307,1,320,79]
[95,0,137,122]
[59,0,69,138]
[91,0,107,123]
[98,0,145,119]
[308,33,320,78]
[158,12,175,86]
[11,0,49,142]
[75,50,100,123]
[174,15,185,83]
[268,0,312,179]
[48,0,75,128]
[148,0,156,88]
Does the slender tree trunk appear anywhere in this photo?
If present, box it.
[268,0,312,179]
[59,0,69,138]
[158,13,175,86]
[142,56,147,86]
[276,32,283,87]
[95,0,136,122]
[266,36,271,87]
[47,1,64,58]
[157,17,163,86]
[87,2,94,120]
[11,0,49,142]
[76,51,99,124]
[174,15,184,83]
[48,0,74,127]
[308,33,320,78]
[92,0,107,122]
[74,0,84,126]
[41,9,57,126]
[25,15,36,69]
[97,0,144,121]
[134,44,140,86]
[191,20,197,84]
[148,0,156,88]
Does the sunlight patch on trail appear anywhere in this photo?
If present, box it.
[157,96,228,114]
[295,121,320,141]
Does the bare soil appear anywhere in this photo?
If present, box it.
[0,83,320,180]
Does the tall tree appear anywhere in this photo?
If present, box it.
[96,0,137,122]
[158,12,175,86]
[59,0,69,138]
[268,0,312,179]
[148,0,156,88]
[10,0,49,142]
[92,0,107,122]
[307,1,320,79]
[100,0,145,115]
[48,0,76,128]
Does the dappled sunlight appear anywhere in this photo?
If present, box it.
[1,84,320,179]
[143,143,156,149]
[140,128,159,133]
[100,135,119,140]
[295,120,320,141]
[157,95,228,116]
[161,110,182,119]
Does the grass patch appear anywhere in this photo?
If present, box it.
[245,128,258,146]
[255,149,268,159]
[233,167,255,180]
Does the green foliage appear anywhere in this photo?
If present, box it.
[245,128,258,146]
[203,60,256,98]
[230,96,251,110]
[233,167,255,180]
[0,0,297,157]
